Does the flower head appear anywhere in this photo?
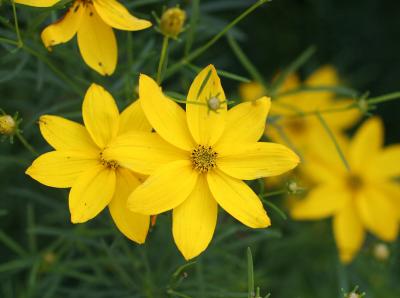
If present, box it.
[240,66,361,154]
[0,115,16,135]
[291,117,400,263]
[160,7,186,38]
[26,84,152,243]
[108,65,300,259]
[15,0,152,75]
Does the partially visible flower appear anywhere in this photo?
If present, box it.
[0,115,16,135]
[15,0,152,75]
[291,117,400,263]
[26,84,152,243]
[240,66,361,154]
[160,7,186,39]
[106,65,300,260]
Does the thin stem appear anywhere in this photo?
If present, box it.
[157,36,169,84]
[22,45,83,96]
[185,0,200,56]
[316,112,350,171]
[247,247,255,298]
[0,37,19,46]
[11,0,23,48]
[269,46,317,96]
[15,131,38,156]
[260,189,287,198]
[368,91,400,105]
[165,0,270,79]
[227,33,268,89]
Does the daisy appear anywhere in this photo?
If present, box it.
[106,65,300,259]
[26,84,152,243]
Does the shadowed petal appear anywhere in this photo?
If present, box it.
[173,176,218,260]
[128,160,198,215]
[109,168,150,244]
[77,5,117,75]
[69,165,116,223]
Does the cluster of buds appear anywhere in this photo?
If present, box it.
[159,7,186,39]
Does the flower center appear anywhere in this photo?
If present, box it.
[346,173,363,191]
[99,152,119,170]
[190,145,218,173]
[286,118,307,134]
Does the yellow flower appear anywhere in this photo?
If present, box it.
[15,0,152,75]
[291,117,400,263]
[267,66,361,153]
[26,84,152,243]
[240,66,361,154]
[106,65,300,260]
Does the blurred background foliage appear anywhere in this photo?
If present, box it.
[1,0,399,297]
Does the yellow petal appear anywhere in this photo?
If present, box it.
[69,165,116,223]
[376,182,400,219]
[41,1,84,49]
[139,74,194,151]
[173,176,217,260]
[39,115,98,154]
[367,145,400,179]
[93,0,151,31]
[109,168,149,244]
[26,151,98,188]
[291,184,350,220]
[104,131,187,175]
[349,117,383,170]
[186,65,226,146]
[238,82,265,102]
[305,65,339,87]
[128,160,198,215]
[216,97,271,144]
[217,142,299,180]
[82,84,120,148]
[77,5,117,75]
[333,202,365,264]
[321,99,361,130]
[356,187,398,241]
[119,100,152,134]
[14,0,59,7]
[207,169,270,228]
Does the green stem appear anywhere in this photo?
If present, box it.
[11,0,23,48]
[247,247,255,298]
[185,0,200,56]
[227,33,268,89]
[269,46,317,96]
[316,112,350,171]
[157,36,169,84]
[368,91,400,104]
[260,189,287,198]
[165,0,270,79]
[15,131,38,156]
[0,37,19,46]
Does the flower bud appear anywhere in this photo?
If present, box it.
[348,294,359,298]
[160,7,186,38]
[0,115,16,135]
[207,97,222,112]
[373,243,389,261]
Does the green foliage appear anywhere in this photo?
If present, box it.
[1,0,400,297]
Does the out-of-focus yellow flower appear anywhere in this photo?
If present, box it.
[291,117,400,263]
[107,65,300,260]
[160,7,186,38]
[240,66,361,155]
[26,84,152,243]
[15,0,152,75]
